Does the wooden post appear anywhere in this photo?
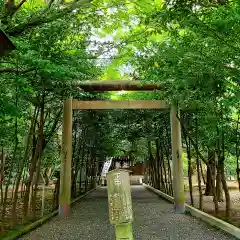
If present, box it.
[170,104,185,213]
[59,98,72,217]
[106,169,133,240]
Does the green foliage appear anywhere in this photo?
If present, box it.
[2,0,240,231]
[225,154,237,178]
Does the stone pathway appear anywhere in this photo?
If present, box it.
[21,186,237,240]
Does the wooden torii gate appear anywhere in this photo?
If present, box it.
[59,80,185,217]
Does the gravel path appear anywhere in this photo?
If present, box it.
[21,186,237,240]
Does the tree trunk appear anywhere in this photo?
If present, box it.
[78,145,85,195]
[148,141,156,188]
[195,117,203,210]
[32,160,41,218]
[184,133,194,206]
[155,139,162,190]
[208,162,219,214]
[2,112,18,230]
[71,122,78,198]
[188,162,194,206]
[0,147,5,205]
[91,161,97,189]
[205,153,215,196]
[220,158,231,220]
[53,171,60,210]
[159,140,168,194]
[73,132,84,197]
[199,161,206,185]
[219,123,231,220]
[216,164,224,202]
[163,143,173,196]
[84,151,90,193]
[205,167,213,196]
[71,172,77,199]
[23,96,44,217]
[163,118,173,196]
[43,168,50,186]
[1,156,14,230]
[236,115,240,191]
[196,157,203,210]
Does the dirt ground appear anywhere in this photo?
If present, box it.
[185,181,240,227]
[0,185,55,238]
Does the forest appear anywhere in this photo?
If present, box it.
[1,0,240,237]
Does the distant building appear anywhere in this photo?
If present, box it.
[109,156,145,185]
[0,29,15,56]
[110,156,132,170]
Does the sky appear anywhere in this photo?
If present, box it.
[88,34,133,76]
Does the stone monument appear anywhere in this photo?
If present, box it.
[106,169,133,240]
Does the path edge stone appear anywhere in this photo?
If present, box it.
[3,187,99,240]
[143,183,240,239]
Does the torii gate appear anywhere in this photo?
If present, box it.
[59,80,185,217]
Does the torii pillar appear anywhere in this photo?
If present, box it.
[59,98,72,217]
[170,104,185,213]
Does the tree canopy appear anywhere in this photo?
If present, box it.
[1,0,240,235]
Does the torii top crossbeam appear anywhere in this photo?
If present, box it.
[77,80,163,92]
